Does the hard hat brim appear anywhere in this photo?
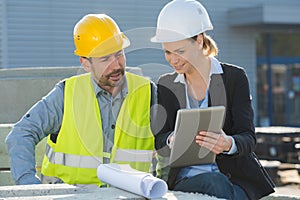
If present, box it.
[150,27,213,43]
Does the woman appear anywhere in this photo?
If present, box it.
[151,0,275,199]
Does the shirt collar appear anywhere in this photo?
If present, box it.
[210,56,223,75]
[174,57,223,84]
[91,74,128,98]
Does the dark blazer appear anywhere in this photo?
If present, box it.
[152,63,275,200]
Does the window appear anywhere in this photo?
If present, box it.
[256,33,300,126]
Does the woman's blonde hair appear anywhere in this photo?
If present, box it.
[191,33,218,57]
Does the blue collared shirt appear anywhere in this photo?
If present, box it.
[91,78,128,163]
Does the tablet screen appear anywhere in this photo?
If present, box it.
[169,106,225,168]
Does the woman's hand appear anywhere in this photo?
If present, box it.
[195,130,232,154]
[168,134,174,149]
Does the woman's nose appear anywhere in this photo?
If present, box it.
[170,53,179,64]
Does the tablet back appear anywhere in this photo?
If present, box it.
[169,106,225,168]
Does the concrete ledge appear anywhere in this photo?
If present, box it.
[0,184,221,200]
[0,184,299,200]
[262,195,300,200]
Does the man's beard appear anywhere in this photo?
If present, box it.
[100,68,125,88]
[105,68,124,79]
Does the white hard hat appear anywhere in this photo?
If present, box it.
[151,0,213,43]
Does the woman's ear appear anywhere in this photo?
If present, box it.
[196,34,204,49]
[80,57,91,72]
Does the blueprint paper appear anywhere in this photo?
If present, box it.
[97,163,168,198]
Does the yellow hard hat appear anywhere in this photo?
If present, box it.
[73,14,130,57]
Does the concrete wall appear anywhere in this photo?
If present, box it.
[0,66,143,124]
[0,124,46,186]
[0,67,85,123]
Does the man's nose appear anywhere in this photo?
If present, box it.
[111,56,122,69]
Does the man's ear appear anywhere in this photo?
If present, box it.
[80,57,91,72]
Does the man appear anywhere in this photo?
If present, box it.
[6,14,156,187]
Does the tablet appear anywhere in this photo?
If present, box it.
[169,106,225,168]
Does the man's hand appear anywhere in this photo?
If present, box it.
[195,130,232,154]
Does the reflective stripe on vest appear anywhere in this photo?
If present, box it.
[45,144,153,168]
[45,144,101,169]
[114,149,153,162]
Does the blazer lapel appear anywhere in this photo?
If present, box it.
[160,73,187,109]
[209,74,227,107]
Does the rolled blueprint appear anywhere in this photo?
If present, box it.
[97,163,168,198]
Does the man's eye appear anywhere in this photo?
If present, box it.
[100,57,109,62]
[116,52,123,57]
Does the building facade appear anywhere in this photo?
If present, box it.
[0,0,300,126]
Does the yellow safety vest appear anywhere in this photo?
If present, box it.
[41,72,154,186]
